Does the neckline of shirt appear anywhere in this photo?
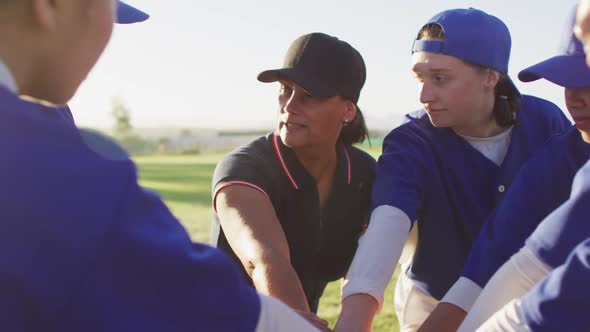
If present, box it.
[457,126,513,142]
[272,133,351,190]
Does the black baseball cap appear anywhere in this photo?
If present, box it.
[257,32,366,103]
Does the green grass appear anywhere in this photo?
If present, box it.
[134,153,225,242]
[134,147,401,332]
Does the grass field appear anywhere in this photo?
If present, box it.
[134,145,401,332]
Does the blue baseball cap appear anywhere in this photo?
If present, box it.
[116,1,149,24]
[518,7,590,88]
[412,8,512,74]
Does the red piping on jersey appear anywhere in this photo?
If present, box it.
[212,181,271,213]
[342,143,351,185]
[273,133,300,190]
[272,133,352,188]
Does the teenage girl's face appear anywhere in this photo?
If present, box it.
[411,52,497,135]
[40,0,115,104]
[276,80,355,150]
[564,87,590,143]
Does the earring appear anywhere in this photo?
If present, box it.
[343,119,350,126]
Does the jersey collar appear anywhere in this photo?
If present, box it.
[272,132,352,190]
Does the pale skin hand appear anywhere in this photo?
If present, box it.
[294,309,333,331]
[417,302,467,332]
[334,294,378,332]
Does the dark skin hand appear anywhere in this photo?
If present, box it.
[417,302,467,332]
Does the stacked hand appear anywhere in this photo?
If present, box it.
[295,310,333,331]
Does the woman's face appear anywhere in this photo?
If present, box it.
[411,51,497,135]
[276,80,355,150]
[565,87,590,143]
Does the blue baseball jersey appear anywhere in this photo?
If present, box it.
[525,159,590,268]
[372,95,569,299]
[520,237,590,332]
[462,126,590,287]
[0,87,261,332]
[57,104,75,124]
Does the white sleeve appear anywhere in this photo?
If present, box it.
[255,294,320,332]
[457,247,552,332]
[341,205,411,311]
[441,276,482,311]
[475,299,531,332]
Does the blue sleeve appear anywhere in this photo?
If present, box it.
[64,187,261,332]
[0,121,262,332]
[371,126,429,221]
[0,179,261,332]
[520,238,590,332]
[462,149,577,287]
[526,161,590,268]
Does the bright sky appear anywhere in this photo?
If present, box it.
[69,0,578,132]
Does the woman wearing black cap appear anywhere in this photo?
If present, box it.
[210,32,376,323]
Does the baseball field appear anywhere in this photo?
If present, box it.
[134,147,400,331]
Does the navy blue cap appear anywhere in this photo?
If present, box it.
[518,7,590,88]
[258,32,366,104]
[412,8,512,74]
[116,1,149,24]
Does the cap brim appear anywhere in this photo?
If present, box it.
[518,54,590,88]
[257,68,339,98]
[116,1,149,24]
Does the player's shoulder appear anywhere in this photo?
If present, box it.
[346,144,376,165]
[217,134,274,169]
[384,110,428,138]
[345,144,377,180]
[78,128,130,161]
[573,160,590,193]
[519,94,566,121]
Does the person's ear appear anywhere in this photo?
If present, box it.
[484,68,500,89]
[31,0,59,30]
[342,100,357,124]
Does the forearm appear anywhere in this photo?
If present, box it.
[256,294,322,332]
[336,206,411,331]
[417,302,466,332]
[458,247,552,332]
[341,205,411,307]
[215,186,309,311]
[417,276,481,331]
[334,294,378,332]
[475,299,529,332]
[251,254,310,312]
